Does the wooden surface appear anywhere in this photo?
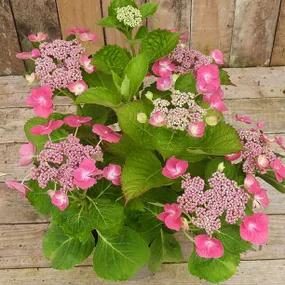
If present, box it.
[2,0,285,73]
[0,67,285,284]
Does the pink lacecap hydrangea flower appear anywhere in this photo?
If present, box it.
[28,32,48,42]
[19,143,36,166]
[79,32,97,42]
[67,80,88,96]
[210,49,224,65]
[162,156,188,179]
[5,180,29,198]
[73,158,102,190]
[187,121,205,138]
[235,114,252,124]
[26,86,53,118]
[31,120,64,135]
[157,203,183,231]
[271,158,285,182]
[16,49,40,60]
[152,57,175,78]
[48,190,69,211]
[92,124,121,143]
[156,76,172,91]
[240,213,269,245]
[63,115,92,128]
[67,26,90,35]
[103,164,121,186]
[80,55,96,73]
[196,64,220,94]
[244,174,262,194]
[254,189,270,208]
[194,234,224,259]
[149,111,166,127]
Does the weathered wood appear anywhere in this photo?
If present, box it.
[10,0,61,52]
[191,0,235,65]
[0,0,24,75]
[56,0,105,53]
[271,0,285,66]
[230,0,281,67]
[0,259,285,284]
[148,0,191,36]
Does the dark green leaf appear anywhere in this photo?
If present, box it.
[93,226,149,281]
[135,26,148,39]
[175,73,197,93]
[259,172,285,193]
[81,104,110,124]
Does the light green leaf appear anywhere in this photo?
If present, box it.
[149,230,183,272]
[76,87,121,108]
[98,16,118,28]
[92,45,131,75]
[140,2,158,18]
[43,224,94,269]
[122,53,149,101]
[121,150,172,201]
[140,29,179,62]
[93,227,150,281]
[188,250,240,283]
[175,72,197,93]
[220,69,235,86]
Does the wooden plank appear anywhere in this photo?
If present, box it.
[10,0,61,52]
[230,0,281,67]
[0,0,24,75]
[148,0,191,35]
[190,0,235,66]
[56,0,105,53]
[271,0,285,66]
[0,259,285,284]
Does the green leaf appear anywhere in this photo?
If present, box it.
[259,172,285,193]
[121,150,172,201]
[93,226,150,281]
[121,53,149,101]
[140,2,158,18]
[98,16,118,28]
[92,45,131,76]
[188,250,240,283]
[175,73,197,93]
[135,26,148,39]
[26,180,53,215]
[76,87,121,108]
[149,229,183,272]
[83,71,117,93]
[215,225,251,255]
[43,224,94,269]
[108,0,137,17]
[141,29,179,62]
[220,69,235,86]
[81,104,110,124]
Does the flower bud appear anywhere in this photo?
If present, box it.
[137,112,148,123]
[205,115,219,126]
[217,162,225,172]
[145,91,153,101]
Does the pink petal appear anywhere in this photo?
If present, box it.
[103,164,121,183]
[63,115,92,128]
[48,190,69,211]
[256,154,270,171]
[157,203,182,231]
[254,189,270,208]
[67,26,90,35]
[196,64,220,94]
[92,124,121,143]
[210,49,224,65]
[149,111,166,127]
[156,76,172,91]
[235,114,252,124]
[271,158,285,182]
[188,121,205,138]
[30,120,63,135]
[18,143,35,166]
[79,32,97,42]
[5,180,29,198]
[195,234,224,259]
[244,174,261,194]
[225,151,242,162]
[162,156,188,179]
[67,80,88,96]
[28,32,48,42]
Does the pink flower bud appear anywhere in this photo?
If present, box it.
[256,154,270,171]
[188,121,205,138]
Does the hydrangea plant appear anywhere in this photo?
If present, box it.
[8,0,285,283]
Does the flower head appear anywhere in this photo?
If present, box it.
[156,76,172,91]
[92,124,121,143]
[26,86,53,118]
[19,143,36,166]
[116,5,142,28]
[67,80,88,96]
[28,32,48,42]
[103,164,121,185]
[31,120,64,135]
[162,156,188,179]
[152,58,175,77]
[254,189,270,208]
[48,190,69,211]
[157,203,182,231]
[210,49,224,65]
[63,115,92,128]
[5,180,29,197]
[80,55,95,73]
[244,174,261,194]
[194,234,224,259]
[240,213,269,245]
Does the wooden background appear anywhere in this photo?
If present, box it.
[1,0,285,76]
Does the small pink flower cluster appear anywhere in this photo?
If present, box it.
[177,172,249,234]
[149,90,206,137]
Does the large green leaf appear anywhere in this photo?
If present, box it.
[43,224,94,269]
[92,45,131,76]
[93,227,150,281]
[140,29,179,62]
[259,172,285,193]
[81,104,110,124]
[188,250,240,283]
[121,53,149,101]
[83,71,117,93]
[121,150,172,201]
[148,229,183,272]
[175,72,197,93]
[76,87,121,108]
[140,2,158,18]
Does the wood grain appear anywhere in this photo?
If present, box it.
[230,0,281,67]
[10,0,61,51]
[0,0,24,75]
[148,0,191,37]
[191,0,235,65]
[56,0,105,53]
[0,260,285,285]
[271,0,285,66]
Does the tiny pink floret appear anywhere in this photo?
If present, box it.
[162,156,188,179]
[194,234,224,259]
[157,203,182,231]
[19,142,36,166]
